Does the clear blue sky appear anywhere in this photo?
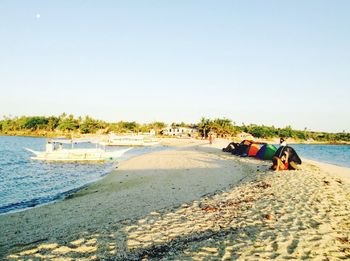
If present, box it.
[0,1,349,132]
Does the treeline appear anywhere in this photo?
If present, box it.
[0,114,166,136]
[197,117,350,142]
[0,115,349,142]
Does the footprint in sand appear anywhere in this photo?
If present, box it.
[287,238,299,254]
[272,241,279,252]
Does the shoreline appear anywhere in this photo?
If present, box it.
[0,139,255,256]
[1,133,350,145]
[0,137,347,216]
[1,139,350,259]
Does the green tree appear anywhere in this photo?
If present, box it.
[211,118,236,137]
[80,116,106,134]
[198,117,212,138]
[23,117,49,130]
[58,114,79,131]
[47,116,59,131]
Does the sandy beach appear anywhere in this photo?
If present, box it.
[1,138,350,260]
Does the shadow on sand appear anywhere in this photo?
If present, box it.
[1,147,276,260]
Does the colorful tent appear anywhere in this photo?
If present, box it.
[247,144,260,157]
[256,144,277,160]
[238,145,248,156]
[274,146,302,165]
[222,142,239,153]
[240,142,260,157]
[232,140,253,156]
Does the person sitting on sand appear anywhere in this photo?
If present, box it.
[279,137,287,147]
[272,151,289,171]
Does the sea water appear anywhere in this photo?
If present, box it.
[0,136,165,214]
[291,144,350,168]
[1,137,349,215]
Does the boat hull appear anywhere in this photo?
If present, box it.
[99,134,159,147]
[25,148,131,162]
[100,141,159,147]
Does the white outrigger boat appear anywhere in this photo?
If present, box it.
[99,134,159,147]
[25,139,131,162]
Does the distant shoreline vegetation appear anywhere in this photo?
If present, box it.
[0,114,349,143]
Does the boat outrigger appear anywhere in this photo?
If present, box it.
[25,139,132,162]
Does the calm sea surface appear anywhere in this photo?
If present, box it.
[0,136,166,214]
[291,144,350,168]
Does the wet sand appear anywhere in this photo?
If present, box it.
[1,139,350,260]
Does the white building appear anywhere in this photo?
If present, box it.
[161,126,198,137]
[237,132,255,141]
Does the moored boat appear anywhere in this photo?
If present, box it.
[25,139,131,162]
[99,134,159,147]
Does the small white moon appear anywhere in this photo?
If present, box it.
[36,14,41,19]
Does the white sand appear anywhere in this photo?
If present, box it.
[1,138,350,260]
